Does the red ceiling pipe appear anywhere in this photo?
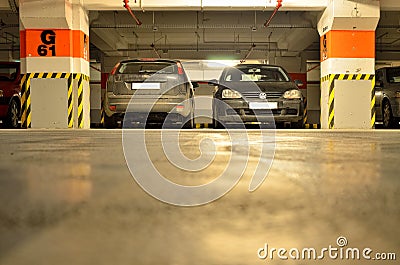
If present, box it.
[123,0,142,26]
[264,0,282,28]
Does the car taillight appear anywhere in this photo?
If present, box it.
[177,62,184,75]
[175,105,184,112]
[109,105,116,111]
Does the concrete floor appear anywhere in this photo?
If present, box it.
[0,129,399,265]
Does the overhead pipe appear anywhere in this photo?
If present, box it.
[8,0,18,13]
[264,0,282,28]
[150,43,161,58]
[123,0,142,26]
[240,43,256,63]
[114,46,287,52]
[90,23,313,29]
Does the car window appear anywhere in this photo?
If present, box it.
[224,66,289,82]
[0,64,18,81]
[118,62,177,74]
[376,70,383,83]
[386,67,400,83]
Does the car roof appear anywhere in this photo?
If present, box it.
[233,64,283,68]
[118,59,180,64]
[0,61,20,66]
[378,66,400,70]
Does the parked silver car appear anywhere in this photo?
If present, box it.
[103,59,195,128]
[375,66,400,128]
[213,64,305,128]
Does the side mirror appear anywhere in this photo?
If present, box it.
[191,81,199,89]
[294,79,304,87]
[208,79,219,86]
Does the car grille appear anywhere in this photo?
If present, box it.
[226,108,298,116]
[241,91,283,99]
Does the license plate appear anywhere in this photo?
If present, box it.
[131,83,161,90]
[249,102,278,109]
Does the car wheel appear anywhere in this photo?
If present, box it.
[183,112,194,129]
[104,114,118,128]
[213,113,223,129]
[5,99,20,129]
[291,119,304,129]
[382,101,394,129]
[212,105,223,129]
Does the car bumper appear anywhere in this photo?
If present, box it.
[0,105,7,118]
[214,98,304,124]
[392,99,400,118]
[104,94,192,118]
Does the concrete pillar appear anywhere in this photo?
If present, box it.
[317,0,379,129]
[19,0,90,128]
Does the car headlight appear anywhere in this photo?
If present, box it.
[222,89,241,99]
[0,90,3,98]
[283,89,302,99]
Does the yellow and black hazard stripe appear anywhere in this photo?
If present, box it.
[195,123,211,129]
[328,74,335,129]
[74,74,84,129]
[100,100,105,126]
[321,73,375,129]
[20,72,90,128]
[304,124,321,129]
[370,75,376,129]
[303,97,307,126]
[20,74,30,129]
[67,75,74,128]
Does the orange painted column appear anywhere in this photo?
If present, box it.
[318,0,379,129]
[19,0,90,129]
[20,29,89,60]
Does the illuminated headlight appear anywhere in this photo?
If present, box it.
[283,89,302,99]
[222,89,241,99]
[0,90,3,98]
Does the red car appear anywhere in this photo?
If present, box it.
[0,62,21,128]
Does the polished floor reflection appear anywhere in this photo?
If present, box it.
[0,129,399,265]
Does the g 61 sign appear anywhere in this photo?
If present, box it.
[37,30,56,56]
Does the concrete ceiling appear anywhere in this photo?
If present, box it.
[90,10,320,59]
[89,9,400,62]
[81,0,400,12]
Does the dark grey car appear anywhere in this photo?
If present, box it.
[375,67,400,128]
[213,64,305,128]
[103,59,195,128]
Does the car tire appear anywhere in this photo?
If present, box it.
[104,114,118,129]
[212,105,223,129]
[183,112,194,129]
[213,115,223,129]
[382,101,394,129]
[291,119,304,129]
[5,99,20,129]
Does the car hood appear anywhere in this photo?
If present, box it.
[219,81,298,93]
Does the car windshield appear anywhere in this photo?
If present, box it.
[118,62,176,74]
[0,64,18,81]
[223,66,289,82]
[386,67,400,83]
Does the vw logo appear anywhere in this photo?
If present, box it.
[259,92,267,100]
